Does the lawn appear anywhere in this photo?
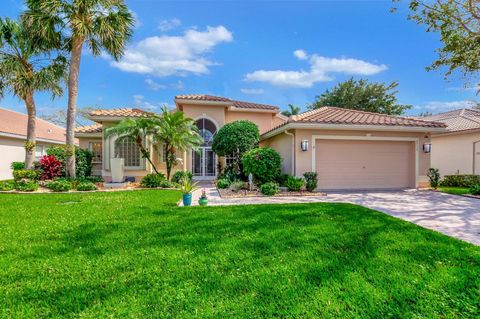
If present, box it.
[438,187,471,195]
[0,190,478,318]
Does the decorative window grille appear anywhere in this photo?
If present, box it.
[89,142,103,162]
[225,155,235,167]
[116,137,141,167]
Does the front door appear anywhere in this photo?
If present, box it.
[192,147,216,180]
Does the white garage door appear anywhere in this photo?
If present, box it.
[315,139,415,190]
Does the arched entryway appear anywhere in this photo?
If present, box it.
[192,117,217,179]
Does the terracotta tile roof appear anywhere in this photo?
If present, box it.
[423,108,480,132]
[0,108,67,143]
[175,94,279,110]
[75,123,103,134]
[89,108,151,118]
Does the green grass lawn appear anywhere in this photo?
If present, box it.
[0,190,478,318]
[438,187,471,195]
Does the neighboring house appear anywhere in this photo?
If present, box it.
[0,108,68,180]
[75,95,446,190]
[424,108,480,176]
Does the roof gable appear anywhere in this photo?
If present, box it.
[175,94,279,111]
[424,108,480,132]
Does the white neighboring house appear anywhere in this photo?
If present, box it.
[0,108,69,180]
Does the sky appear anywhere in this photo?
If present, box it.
[2,0,479,119]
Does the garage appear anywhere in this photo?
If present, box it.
[315,139,416,190]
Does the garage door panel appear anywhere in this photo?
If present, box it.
[316,140,414,190]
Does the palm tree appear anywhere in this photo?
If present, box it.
[281,104,301,117]
[23,0,134,178]
[0,18,66,169]
[154,106,203,180]
[104,117,161,174]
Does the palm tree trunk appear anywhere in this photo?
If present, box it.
[135,137,159,174]
[65,36,84,178]
[24,92,36,169]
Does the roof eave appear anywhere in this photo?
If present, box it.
[74,132,103,138]
[228,106,278,113]
[174,99,232,107]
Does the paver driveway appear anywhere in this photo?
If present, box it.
[191,187,480,245]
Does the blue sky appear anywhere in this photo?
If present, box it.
[2,0,479,118]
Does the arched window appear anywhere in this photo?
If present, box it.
[196,118,217,146]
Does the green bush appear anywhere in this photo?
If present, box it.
[140,173,166,188]
[303,172,318,192]
[216,178,231,189]
[427,168,441,189]
[469,184,480,195]
[46,146,93,178]
[10,162,25,171]
[276,174,290,187]
[84,176,104,183]
[229,181,245,192]
[46,180,72,192]
[242,147,282,185]
[14,180,38,192]
[439,174,480,188]
[286,176,304,192]
[159,180,175,188]
[13,169,39,181]
[0,180,14,191]
[171,171,193,184]
[76,182,97,191]
[260,182,279,196]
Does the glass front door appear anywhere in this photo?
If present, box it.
[192,147,216,179]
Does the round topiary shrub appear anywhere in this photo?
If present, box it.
[171,171,193,184]
[76,182,97,191]
[260,182,279,196]
[216,178,230,189]
[242,147,282,185]
[286,176,304,192]
[303,172,318,192]
[140,173,166,188]
[46,180,72,192]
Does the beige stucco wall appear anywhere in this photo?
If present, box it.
[264,128,432,188]
[273,115,287,128]
[225,111,277,134]
[431,130,480,176]
[262,132,294,175]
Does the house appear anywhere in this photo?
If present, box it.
[0,108,68,180]
[423,108,480,176]
[75,95,446,190]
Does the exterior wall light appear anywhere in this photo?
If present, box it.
[301,140,309,152]
[423,143,432,153]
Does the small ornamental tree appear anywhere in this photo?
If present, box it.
[212,120,260,176]
[242,147,282,185]
[39,155,62,180]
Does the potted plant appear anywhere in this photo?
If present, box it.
[198,189,208,206]
[180,177,198,206]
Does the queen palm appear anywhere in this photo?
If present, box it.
[104,117,161,174]
[281,104,301,117]
[0,18,66,169]
[155,106,203,180]
[23,0,134,178]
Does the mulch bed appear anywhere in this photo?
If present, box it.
[218,188,326,198]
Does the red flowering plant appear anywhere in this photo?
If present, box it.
[39,155,63,180]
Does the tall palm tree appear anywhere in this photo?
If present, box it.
[104,117,161,174]
[23,0,134,178]
[154,106,203,180]
[281,104,301,117]
[0,17,66,169]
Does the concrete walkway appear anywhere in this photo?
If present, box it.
[188,185,480,245]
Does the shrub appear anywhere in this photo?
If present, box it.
[13,169,38,181]
[14,180,38,192]
[39,155,63,180]
[426,168,441,189]
[229,180,245,192]
[276,174,290,187]
[216,178,231,189]
[469,184,480,195]
[140,173,166,188]
[46,180,72,192]
[76,182,97,191]
[0,180,14,191]
[303,172,318,192]
[260,182,279,196]
[159,180,175,188]
[286,176,304,192]
[10,162,25,171]
[439,174,480,188]
[46,146,93,178]
[242,147,282,185]
[171,171,193,184]
[84,176,104,183]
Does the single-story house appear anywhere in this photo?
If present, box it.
[424,108,480,176]
[0,108,68,180]
[75,95,446,190]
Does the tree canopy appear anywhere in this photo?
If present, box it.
[309,78,412,115]
[212,120,260,157]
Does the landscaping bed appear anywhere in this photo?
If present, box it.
[218,187,326,198]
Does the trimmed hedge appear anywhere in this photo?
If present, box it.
[140,173,166,188]
[303,172,318,192]
[0,180,15,191]
[13,169,39,181]
[242,147,282,185]
[260,182,279,196]
[46,180,72,192]
[286,176,304,192]
[77,182,97,191]
[14,180,38,192]
[440,175,480,188]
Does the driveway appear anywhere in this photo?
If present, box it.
[190,187,480,245]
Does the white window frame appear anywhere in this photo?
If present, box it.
[113,136,145,170]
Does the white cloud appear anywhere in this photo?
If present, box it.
[419,100,478,112]
[172,80,185,90]
[240,88,264,95]
[245,49,388,88]
[158,18,182,31]
[133,95,159,111]
[145,78,166,91]
[110,26,233,77]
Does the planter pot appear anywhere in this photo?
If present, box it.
[198,197,208,206]
[182,193,192,206]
